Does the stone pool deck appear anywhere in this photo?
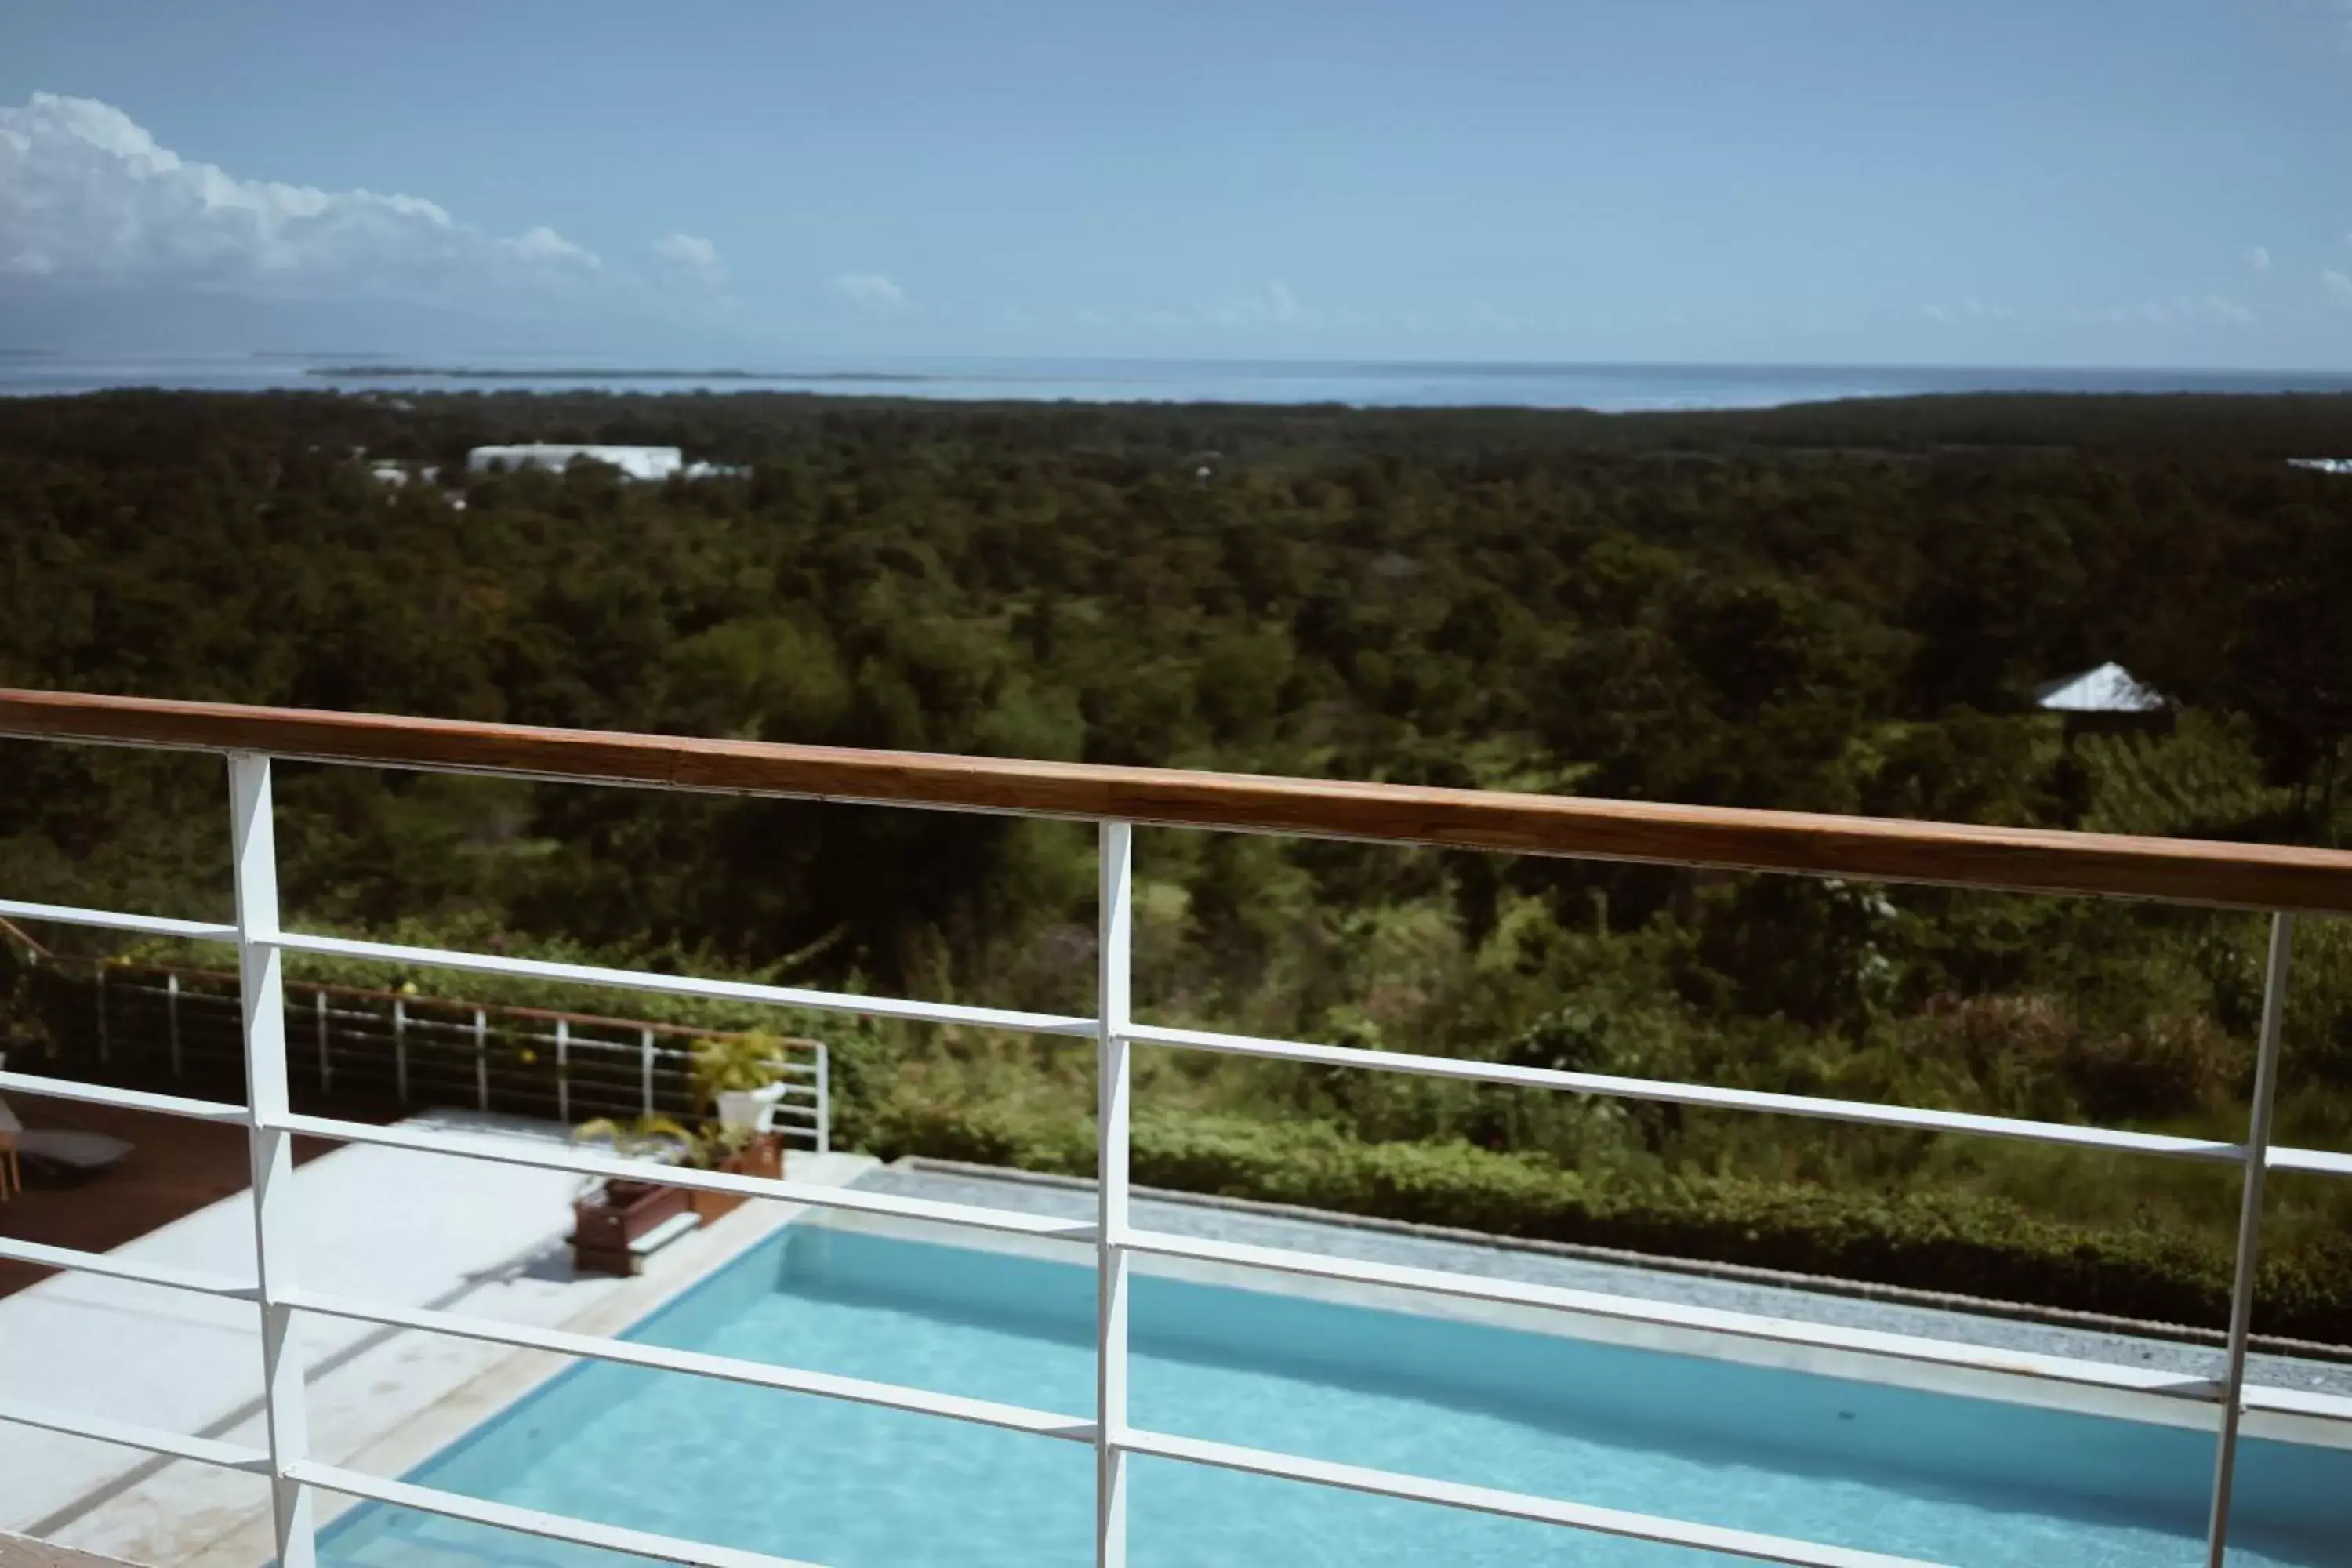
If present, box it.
[0,1112,871,1566]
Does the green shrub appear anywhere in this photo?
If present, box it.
[864,1095,2352,1343]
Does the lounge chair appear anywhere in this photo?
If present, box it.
[16,1127,134,1182]
[0,1096,132,1191]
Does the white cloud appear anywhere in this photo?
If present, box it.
[0,92,601,299]
[1202,279,1306,328]
[831,271,906,313]
[499,226,599,269]
[652,231,724,289]
[2245,246,2272,274]
[2325,268,2352,305]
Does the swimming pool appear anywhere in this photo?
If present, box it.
[322,1220,2352,1566]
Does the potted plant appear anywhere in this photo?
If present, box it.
[568,1116,695,1272]
[694,1031,789,1136]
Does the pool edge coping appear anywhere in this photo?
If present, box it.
[844,1159,2352,1451]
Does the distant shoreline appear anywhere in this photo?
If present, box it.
[303,365,946,383]
[7,355,2350,409]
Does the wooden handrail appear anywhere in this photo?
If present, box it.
[5,687,2351,914]
[0,913,54,960]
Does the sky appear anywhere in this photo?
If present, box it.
[4,0,2352,367]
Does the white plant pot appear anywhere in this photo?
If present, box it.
[716,1083,785,1134]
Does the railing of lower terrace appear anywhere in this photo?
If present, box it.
[2,688,2350,1568]
[1,948,831,1148]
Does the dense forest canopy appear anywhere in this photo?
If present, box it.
[3,387,2351,1334]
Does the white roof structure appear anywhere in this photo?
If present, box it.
[466,444,684,481]
[2034,662,2166,714]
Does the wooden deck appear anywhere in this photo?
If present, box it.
[0,1093,341,1299]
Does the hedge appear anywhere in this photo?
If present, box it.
[863,1096,2352,1344]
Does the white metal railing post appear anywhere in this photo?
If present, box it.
[555,1019,570,1124]
[815,1040,832,1155]
[314,987,331,1094]
[474,1007,489,1112]
[228,753,316,1567]
[641,1027,655,1117]
[1095,820,1134,1568]
[393,995,408,1105]
[165,971,183,1077]
[2205,912,2295,1566]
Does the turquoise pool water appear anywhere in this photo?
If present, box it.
[322,1224,2352,1566]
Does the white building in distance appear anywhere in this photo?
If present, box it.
[466,444,685,481]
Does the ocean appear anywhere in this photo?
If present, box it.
[5,353,2352,411]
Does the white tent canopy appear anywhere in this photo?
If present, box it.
[2033,662,2166,714]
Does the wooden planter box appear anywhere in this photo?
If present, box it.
[570,1178,691,1276]
[691,1135,785,1225]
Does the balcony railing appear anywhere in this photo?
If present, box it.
[2,686,2350,1568]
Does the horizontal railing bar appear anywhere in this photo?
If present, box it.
[357,1026,688,1057]
[106,957,826,1050]
[485,1052,663,1070]
[270,1112,1094,1240]
[343,1018,481,1036]
[287,1461,822,1568]
[1128,1023,2256,1166]
[0,896,238,943]
[2270,1146,2352,1177]
[1116,1426,1941,1568]
[9,688,2352,913]
[0,1397,273,1475]
[1117,1229,2230,1406]
[285,1289,1094,1441]
[270,931,1097,1038]
[561,1042,699,1060]
[0,1068,250,1123]
[0,1236,258,1301]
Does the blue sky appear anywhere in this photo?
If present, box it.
[4,0,2351,366]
